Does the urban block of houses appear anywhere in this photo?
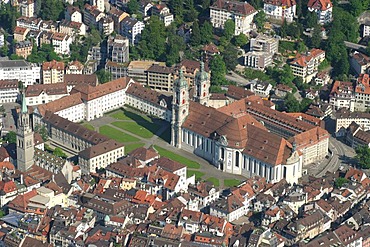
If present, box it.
[263,0,297,23]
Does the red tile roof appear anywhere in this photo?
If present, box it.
[211,0,257,16]
[308,0,332,11]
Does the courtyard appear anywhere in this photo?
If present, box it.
[83,107,245,188]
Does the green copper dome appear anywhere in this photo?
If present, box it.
[175,69,188,88]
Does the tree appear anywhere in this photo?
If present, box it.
[166,32,185,66]
[335,177,349,188]
[53,147,67,158]
[200,21,213,45]
[310,25,322,48]
[4,131,16,144]
[305,11,318,28]
[279,65,294,85]
[209,55,226,85]
[254,11,266,32]
[168,0,183,22]
[34,124,48,141]
[295,41,306,53]
[27,43,61,63]
[96,69,112,84]
[0,3,20,33]
[232,34,248,47]
[222,46,238,71]
[138,16,166,60]
[349,0,364,17]
[40,0,64,21]
[355,145,370,169]
[284,93,301,112]
[190,20,201,46]
[127,0,140,15]
[300,98,313,111]
[223,20,235,41]
[202,0,211,10]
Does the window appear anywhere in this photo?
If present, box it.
[235,151,240,167]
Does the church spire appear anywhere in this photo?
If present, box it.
[21,90,27,114]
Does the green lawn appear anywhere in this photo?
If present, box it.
[111,121,160,138]
[187,170,205,180]
[110,109,153,122]
[224,179,241,187]
[99,126,139,143]
[154,145,201,169]
[82,123,95,130]
[125,142,145,154]
[206,177,220,187]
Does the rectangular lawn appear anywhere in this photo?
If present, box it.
[99,126,139,143]
[206,177,220,187]
[82,123,94,130]
[224,179,241,187]
[111,121,160,138]
[154,145,200,169]
[110,109,153,122]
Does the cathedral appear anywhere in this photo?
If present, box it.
[171,62,303,185]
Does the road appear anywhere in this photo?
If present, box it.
[344,41,367,52]
[308,136,356,177]
[225,71,251,86]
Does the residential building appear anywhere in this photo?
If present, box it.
[120,16,145,45]
[350,52,370,75]
[127,60,164,84]
[25,83,68,106]
[250,34,279,54]
[107,35,129,64]
[244,51,273,70]
[51,32,73,55]
[14,40,33,59]
[263,0,297,23]
[108,7,129,32]
[346,122,370,148]
[307,0,333,24]
[146,64,175,92]
[329,80,355,111]
[90,0,104,12]
[42,60,65,84]
[98,17,114,36]
[0,60,40,86]
[105,60,127,80]
[65,5,82,23]
[59,19,86,37]
[16,16,42,31]
[83,4,105,26]
[289,48,326,83]
[63,74,98,92]
[19,0,35,17]
[65,60,84,74]
[314,71,330,85]
[249,80,273,98]
[13,26,29,42]
[210,0,257,35]
[151,3,174,27]
[363,22,370,37]
[354,73,370,111]
[0,80,19,104]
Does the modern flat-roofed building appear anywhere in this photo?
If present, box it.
[0,60,40,86]
[146,64,175,92]
[127,61,165,84]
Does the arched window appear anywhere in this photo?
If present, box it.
[220,148,225,159]
[235,152,240,167]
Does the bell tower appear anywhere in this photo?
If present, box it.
[171,69,189,148]
[16,91,34,172]
[194,61,210,105]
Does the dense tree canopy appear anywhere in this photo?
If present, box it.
[222,46,238,71]
[223,20,235,41]
[27,43,61,63]
[138,16,166,60]
[96,69,112,84]
[127,0,140,15]
[355,145,370,169]
[209,55,226,86]
[0,3,20,33]
[40,0,64,21]
[3,131,16,144]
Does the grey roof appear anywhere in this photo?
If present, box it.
[0,60,31,68]
[121,16,139,28]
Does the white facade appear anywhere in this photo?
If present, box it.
[336,114,370,132]
[263,3,296,22]
[52,34,73,55]
[210,1,257,35]
[26,91,68,106]
[55,103,86,123]
[120,18,145,45]
[363,24,370,37]
[91,0,104,12]
[0,60,41,86]
[244,51,273,70]
[0,80,19,104]
[308,4,332,24]
[66,9,82,23]
[79,145,125,174]
[126,94,171,122]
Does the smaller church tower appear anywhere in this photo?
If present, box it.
[194,61,210,105]
[16,91,34,172]
[171,69,189,148]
